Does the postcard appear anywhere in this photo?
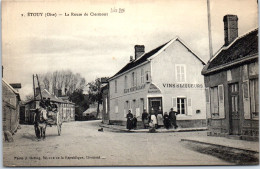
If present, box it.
[2,0,259,166]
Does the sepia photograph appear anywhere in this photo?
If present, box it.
[1,0,259,167]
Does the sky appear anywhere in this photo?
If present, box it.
[2,0,258,100]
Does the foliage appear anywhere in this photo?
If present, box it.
[69,89,90,120]
[87,78,104,118]
[38,70,86,96]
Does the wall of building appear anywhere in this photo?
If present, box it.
[2,83,20,133]
[102,87,110,124]
[151,40,206,121]
[24,101,75,124]
[204,60,259,139]
[109,63,151,122]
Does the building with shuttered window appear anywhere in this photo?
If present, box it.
[107,37,207,128]
[202,15,258,140]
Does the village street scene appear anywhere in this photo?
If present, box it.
[2,0,259,167]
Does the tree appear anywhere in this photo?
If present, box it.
[87,78,103,118]
[38,70,86,96]
[69,89,90,120]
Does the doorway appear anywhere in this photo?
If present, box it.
[229,83,240,135]
[148,97,162,114]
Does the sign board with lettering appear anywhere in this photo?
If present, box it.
[163,83,204,88]
[148,83,161,94]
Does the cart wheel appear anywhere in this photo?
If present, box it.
[57,124,61,136]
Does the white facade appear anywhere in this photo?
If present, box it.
[108,38,207,127]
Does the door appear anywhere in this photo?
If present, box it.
[229,83,240,135]
[148,97,162,114]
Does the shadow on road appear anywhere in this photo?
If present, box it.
[181,141,259,165]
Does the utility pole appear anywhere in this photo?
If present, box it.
[33,75,36,100]
[207,0,213,59]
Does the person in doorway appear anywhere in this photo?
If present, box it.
[157,107,164,128]
[150,110,158,129]
[132,115,137,130]
[142,109,149,129]
[169,108,178,129]
[126,110,133,130]
[163,112,171,129]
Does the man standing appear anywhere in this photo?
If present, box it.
[126,110,133,130]
[169,108,178,129]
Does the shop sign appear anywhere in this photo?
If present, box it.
[148,84,161,94]
[124,84,146,93]
[163,83,203,88]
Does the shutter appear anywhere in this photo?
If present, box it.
[205,88,211,118]
[218,84,225,119]
[187,98,192,115]
[136,108,140,117]
[243,81,251,119]
[172,97,177,111]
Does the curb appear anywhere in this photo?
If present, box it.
[99,124,207,133]
[181,138,259,154]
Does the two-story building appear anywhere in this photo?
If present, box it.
[202,15,258,140]
[107,37,207,128]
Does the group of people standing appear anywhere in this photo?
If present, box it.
[126,107,179,131]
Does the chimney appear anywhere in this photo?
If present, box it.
[223,15,238,46]
[130,56,134,62]
[134,45,145,60]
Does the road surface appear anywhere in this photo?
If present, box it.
[3,120,233,166]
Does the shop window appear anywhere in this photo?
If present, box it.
[175,64,186,82]
[177,98,186,115]
[250,78,259,119]
[115,80,117,93]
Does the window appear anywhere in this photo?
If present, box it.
[124,76,128,89]
[115,80,117,93]
[132,99,136,115]
[141,68,144,84]
[250,78,259,119]
[177,98,186,114]
[210,86,219,116]
[131,72,135,87]
[115,99,118,113]
[175,64,186,82]
[230,83,239,113]
[105,98,108,114]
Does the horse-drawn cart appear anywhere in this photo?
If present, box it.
[33,108,63,139]
[32,74,63,139]
[45,110,62,136]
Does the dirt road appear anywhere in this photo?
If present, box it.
[3,120,233,166]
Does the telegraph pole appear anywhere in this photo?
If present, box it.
[207,0,213,59]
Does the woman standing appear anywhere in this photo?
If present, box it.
[157,107,164,128]
[126,110,133,130]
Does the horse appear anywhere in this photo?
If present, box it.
[34,108,48,140]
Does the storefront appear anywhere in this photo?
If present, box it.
[108,37,207,128]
